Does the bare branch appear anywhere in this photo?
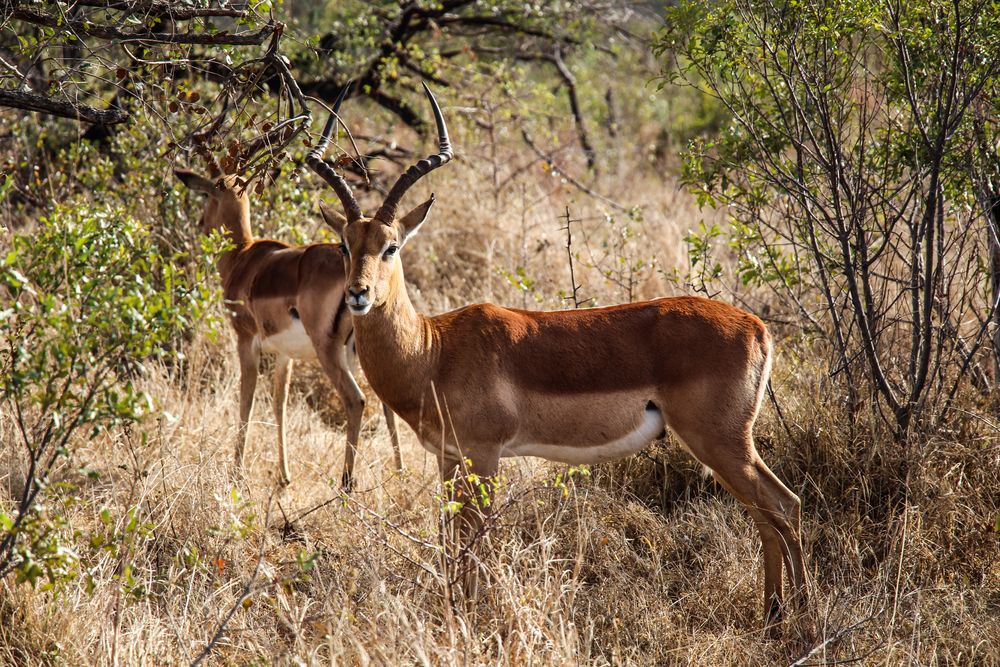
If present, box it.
[10,7,277,46]
[521,129,629,212]
[0,89,128,125]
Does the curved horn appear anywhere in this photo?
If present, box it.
[305,81,363,223]
[374,83,452,223]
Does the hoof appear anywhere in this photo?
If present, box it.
[763,597,783,639]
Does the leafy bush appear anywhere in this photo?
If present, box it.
[0,203,215,587]
[658,0,1000,431]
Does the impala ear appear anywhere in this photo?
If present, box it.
[256,167,280,189]
[398,195,435,246]
[319,201,348,239]
[174,169,215,194]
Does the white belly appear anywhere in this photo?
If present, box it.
[258,319,318,360]
[501,402,665,464]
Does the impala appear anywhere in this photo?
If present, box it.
[307,82,810,633]
[174,96,402,488]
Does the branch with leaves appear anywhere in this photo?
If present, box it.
[1,0,281,126]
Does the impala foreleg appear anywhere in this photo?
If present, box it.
[272,355,293,486]
[235,339,260,472]
[319,343,366,492]
[383,404,403,471]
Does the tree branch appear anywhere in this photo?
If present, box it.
[10,7,277,45]
[0,89,128,124]
[300,79,426,131]
[429,14,582,45]
[551,47,596,171]
[71,0,248,19]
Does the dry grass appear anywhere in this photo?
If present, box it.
[3,331,997,665]
[1,129,999,666]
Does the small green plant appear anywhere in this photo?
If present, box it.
[499,265,539,306]
[683,220,723,295]
[548,465,591,498]
[582,211,657,304]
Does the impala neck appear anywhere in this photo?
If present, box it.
[352,262,436,407]
[226,198,254,247]
[216,199,254,285]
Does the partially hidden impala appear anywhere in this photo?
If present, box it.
[307,82,810,634]
[175,137,401,488]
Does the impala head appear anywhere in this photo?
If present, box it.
[175,110,281,241]
[308,81,452,316]
[174,166,277,242]
[173,169,250,235]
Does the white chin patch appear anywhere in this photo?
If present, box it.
[349,303,372,316]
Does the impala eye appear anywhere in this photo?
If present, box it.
[383,244,398,260]
[339,242,349,257]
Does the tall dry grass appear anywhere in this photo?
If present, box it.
[1,111,998,666]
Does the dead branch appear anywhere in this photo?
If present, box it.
[10,7,277,46]
[521,129,629,212]
[0,89,128,125]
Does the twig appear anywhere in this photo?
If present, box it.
[787,608,886,666]
[560,207,592,308]
[766,381,798,441]
[521,129,630,212]
[0,55,27,85]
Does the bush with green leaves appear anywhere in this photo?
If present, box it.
[658,0,1000,432]
[0,203,216,587]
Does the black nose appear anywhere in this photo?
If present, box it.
[348,286,369,299]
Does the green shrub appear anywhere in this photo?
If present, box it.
[0,203,216,588]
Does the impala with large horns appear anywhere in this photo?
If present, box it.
[308,82,810,634]
[175,85,402,488]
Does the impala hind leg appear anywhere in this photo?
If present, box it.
[751,456,810,627]
[383,404,403,471]
[272,355,293,486]
[317,344,365,491]
[235,338,260,473]
[671,415,808,636]
[710,447,808,635]
[710,469,787,636]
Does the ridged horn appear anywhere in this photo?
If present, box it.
[305,81,362,222]
[373,83,452,223]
